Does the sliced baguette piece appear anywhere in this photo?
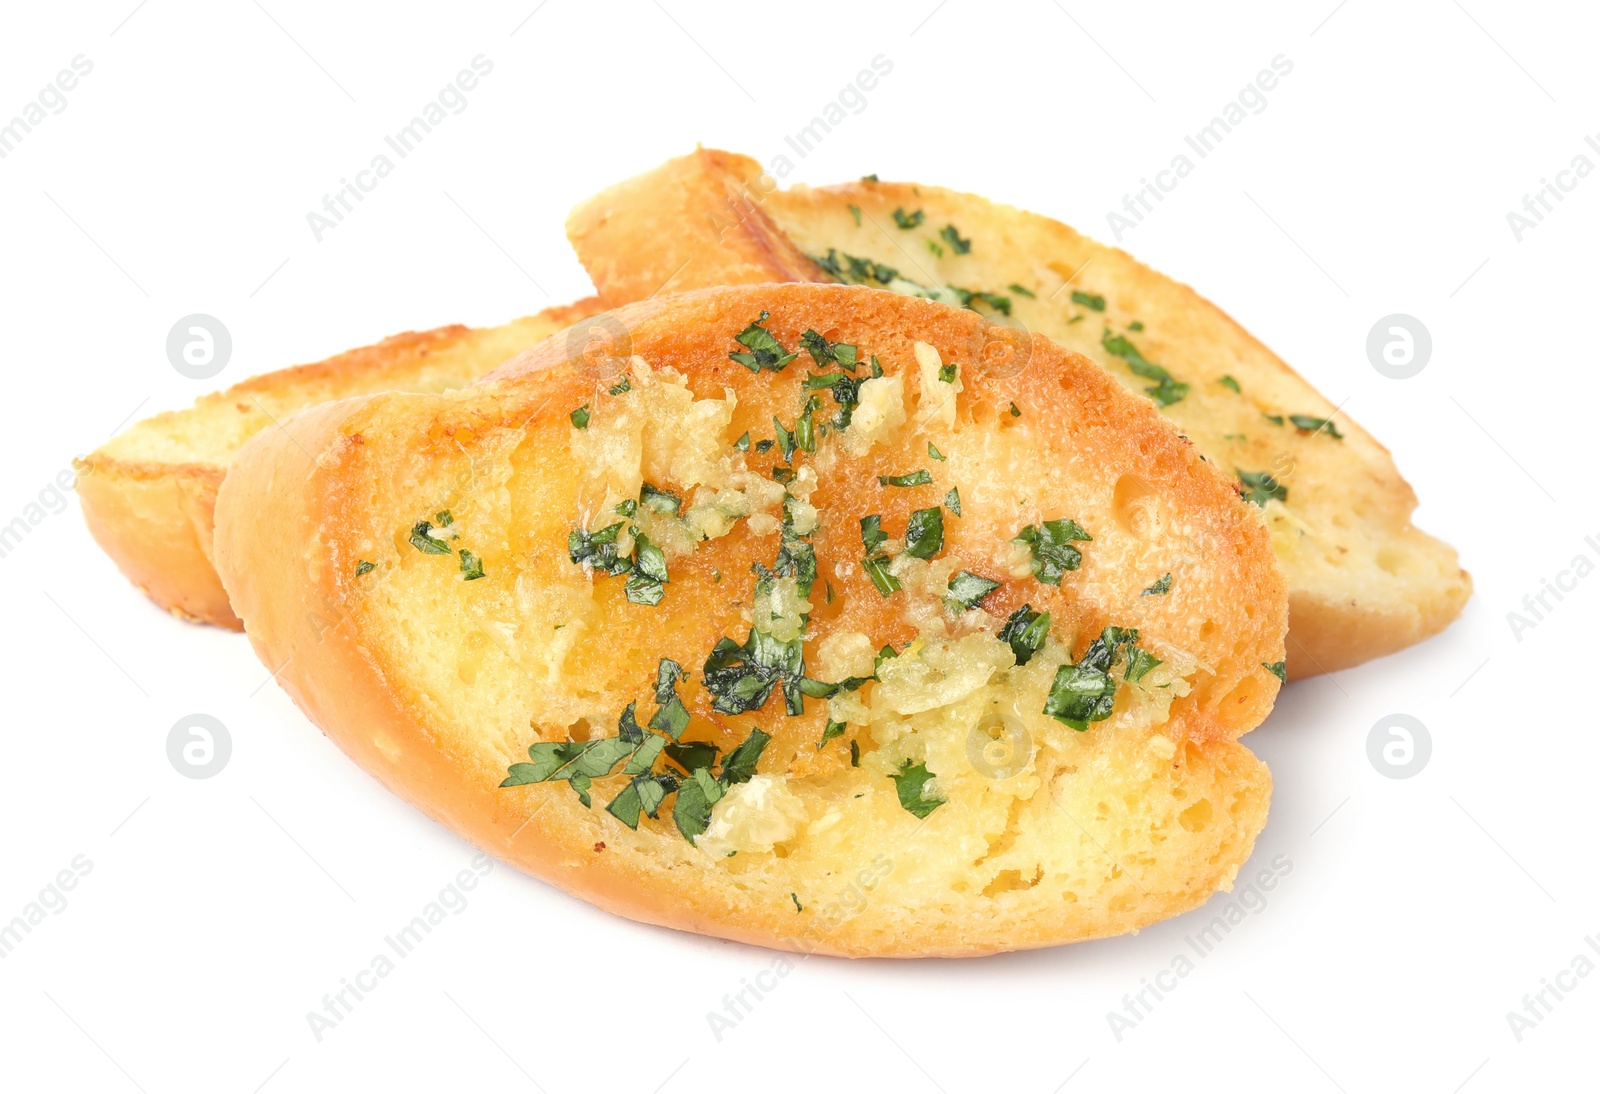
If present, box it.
[567,149,1470,677]
[76,299,597,628]
[214,283,1284,957]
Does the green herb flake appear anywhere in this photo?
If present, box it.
[928,442,946,461]
[409,520,454,555]
[998,605,1050,665]
[939,225,972,254]
[791,892,804,912]
[729,311,797,373]
[848,203,861,226]
[818,720,847,750]
[944,487,961,516]
[1124,647,1162,683]
[458,549,486,581]
[860,514,888,556]
[878,469,932,488]
[1071,290,1107,311]
[568,521,631,576]
[1008,283,1035,298]
[892,207,925,229]
[799,329,859,371]
[892,761,946,818]
[1009,402,1021,417]
[609,376,632,396]
[615,498,638,517]
[640,483,682,515]
[1043,626,1140,731]
[1101,329,1188,407]
[861,173,879,182]
[1236,470,1288,507]
[945,571,1001,611]
[570,404,591,428]
[1128,321,1145,332]
[1218,375,1241,394]
[1142,573,1173,596]
[1289,415,1344,440]
[863,555,902,597]
[938,362,957,383]
[355,560,375,576]
[735,431,751,451]
[1263,413,1285,426]
[904,507,945,559]
[1014,518,1092,585]
[1263,660,1287,683]
[850,739,861,767]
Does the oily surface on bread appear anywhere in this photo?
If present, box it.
[75,299,596,628]
[567,149,1469,677]
[215,284,1283,957]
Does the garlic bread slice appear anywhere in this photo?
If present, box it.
[76,299,596,627]
[568,149,1469,677]
[214,284,1283,957]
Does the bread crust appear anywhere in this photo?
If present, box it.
[76,299,597,628]
[216,284,1282,957]
[567,150,1470,677]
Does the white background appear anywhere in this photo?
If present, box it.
[1,1,1594,1091]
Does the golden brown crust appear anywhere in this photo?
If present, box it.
[216,284,1283,957]
[76,299,598,628]
[566,150,1470,678]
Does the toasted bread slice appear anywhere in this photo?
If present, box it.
[76,299,597,628]
[568,149,1470,677]
[214,283,1283,957]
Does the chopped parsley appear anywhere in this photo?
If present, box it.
[615,498,638,517]
[938,362,957,383]
[848,203,861,226]
[355,560,375,576]
[640,483,682,515]
[501,660,771,842]
[1044,626,1143,731]
[1142,573,1173,596]
[1263,413,1285,426]
[1009,402,1021,417]
[1236,470,1288,506]
[791,892,804,912]
[928,442,946,461]
[625,533,668,604]
[1218,375,1241,394]
[409,519,454,555]
[1071,290,1106,311]
[818,720,847,750]
[735,431,751,451]
[568,522,631,575]
[878,469,932,488]
[892,761,945,818]
[1289,415,1344,440]
[1008,283,1035,298]
[1014,518,1092,585]
[702,627,806,715]
[570,404,591,428]
[1263,660,1287,683]
[861,173,879,182]
[945,571,1001,610]
[812,248,899,286]
[850,739,861,767]
[1101,329,1187,407]
[1128,321,1145,332]
[904,507,944,559]
[799,329,859,371]
[863,555,901,597]
[458,549,486,581]
[609,376,632,396]
[943,487,961,516]
[729,311,797,373]
[998,605,1050,665]
[939,225,972,254]
[860,514,888,556]
[1124,647,1162,683]
[892,207,925,229]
